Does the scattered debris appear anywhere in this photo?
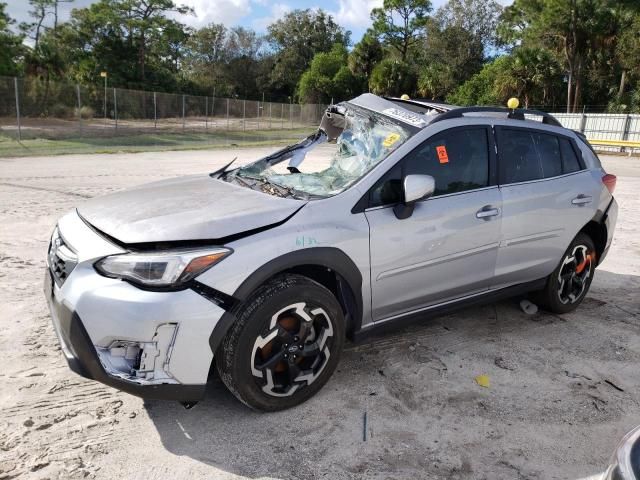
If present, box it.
[128,412,137,419]
[565,370,592,381]
[363,411,368,442]
[604,379,625,392]
[519,299,538,315]
[475,375,490,388]
[378,369,385,377]
[23,419,34,428]
[494,357,517,371]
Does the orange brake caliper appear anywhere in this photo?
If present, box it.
[575,252,595,274]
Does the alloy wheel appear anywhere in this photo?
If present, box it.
[250,302,334,397]
[557,244,595,305]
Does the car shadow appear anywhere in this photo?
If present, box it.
[144,269,640,479]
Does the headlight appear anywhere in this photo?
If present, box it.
[95,248,231,288]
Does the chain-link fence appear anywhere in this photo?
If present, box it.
[0,76,328,141]
[2,75,639,155]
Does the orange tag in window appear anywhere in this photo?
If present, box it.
[436,145,449,164]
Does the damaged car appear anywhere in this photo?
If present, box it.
[44,94,618,411]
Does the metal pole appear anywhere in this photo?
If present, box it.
[104,75,107,126]
[242,99,246,132]
[212,91,216,129]
[269,103,272,130]
[226,98,230,130]
[153,91,157,129]
[113,88,118,131]
[14,77,21,141]
[281,103,285,129]
[76,84,82,134]
[182,94,186,131]
[290,101,293,129]
[205,96,208,130]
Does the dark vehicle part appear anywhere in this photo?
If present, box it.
[216,274,345,411]
[533,232,596,313]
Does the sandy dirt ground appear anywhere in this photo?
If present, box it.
[0,148,638,480]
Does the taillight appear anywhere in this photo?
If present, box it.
[602,174,617,194]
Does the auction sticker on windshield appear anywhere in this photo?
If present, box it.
[383,133,401,147]
[382,108,427,128]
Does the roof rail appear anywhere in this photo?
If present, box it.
[430,106,563,128]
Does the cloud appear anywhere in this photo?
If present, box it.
[252,3,292,31]
[172,0,253,27]
[331,0,383,29]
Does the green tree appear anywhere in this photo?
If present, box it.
[370,0,432,61]
[616,15,640,97]
[298,44,359,103]
[446,56,509,105]
[435,0,502,51]
[58,0,192,90]
[348,31,383,79]
[267,9,350,98]
[0,2,24,76]
[418,21,484,100]
[120,0,192,81]
[20,0,55,49]
[369,58,416,96]
[493,47,562,107]
[499,0,615,112]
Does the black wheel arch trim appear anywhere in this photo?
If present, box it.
[208,247,364,355]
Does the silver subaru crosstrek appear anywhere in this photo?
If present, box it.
[44,94,618,411]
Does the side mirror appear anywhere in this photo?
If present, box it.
[394,174,435,220]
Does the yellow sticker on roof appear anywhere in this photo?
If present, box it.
[383,133,401,148]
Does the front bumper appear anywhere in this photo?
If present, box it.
[44,211,227,401]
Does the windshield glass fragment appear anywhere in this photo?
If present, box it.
[223,106,411,198]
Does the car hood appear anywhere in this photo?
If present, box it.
[77,175,305,244]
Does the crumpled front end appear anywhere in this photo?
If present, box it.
[44,210,227,401]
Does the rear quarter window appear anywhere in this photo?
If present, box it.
[559,138,582,173]
[498,128,584,185]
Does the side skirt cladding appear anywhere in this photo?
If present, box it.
[207,247,364,356]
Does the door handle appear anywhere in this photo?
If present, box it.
[476,206,500,219]
[571,195,592,206]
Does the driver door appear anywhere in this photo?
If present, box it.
[364,126,502,322]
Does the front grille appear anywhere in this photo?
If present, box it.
[48,227,78,287]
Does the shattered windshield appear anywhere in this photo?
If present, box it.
[223,106,411,199]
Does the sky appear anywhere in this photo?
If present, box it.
[5,0,512,42]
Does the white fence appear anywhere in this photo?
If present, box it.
[552,113,640,142]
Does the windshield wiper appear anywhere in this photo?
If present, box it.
[210,157,237,179]
[239,174,307,200]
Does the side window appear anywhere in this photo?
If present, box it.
[368,127,490,208]
[532,132,562,178]
[405,128,489,195]
[499,129,542,183]
[559,138,582,173]
[370,163,402,207]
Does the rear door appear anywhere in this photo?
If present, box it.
[492,126,600,289]
[365,126,502,322]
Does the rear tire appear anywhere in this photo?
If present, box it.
[534,232,596,314]
[216,274,345,411]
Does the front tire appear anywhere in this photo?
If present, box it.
[534,232,597,314]
[216,274,345,411]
